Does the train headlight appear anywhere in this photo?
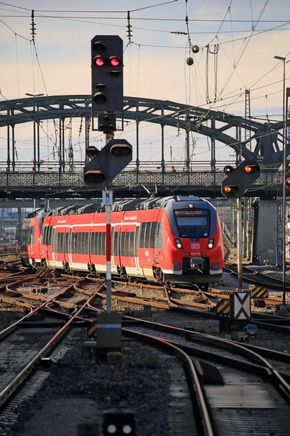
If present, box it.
[207,238,214,249]
[175,238,183,249]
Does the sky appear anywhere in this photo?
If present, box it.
[0,0,290,167]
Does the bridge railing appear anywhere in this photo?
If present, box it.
[0,168,281,193]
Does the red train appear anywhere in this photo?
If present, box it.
[21,196,224,289]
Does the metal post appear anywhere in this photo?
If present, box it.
[25,93,44,171]
[237,197,243,291]
[274,56,286,304]
[286,87,290,302]
[105,199,112,313]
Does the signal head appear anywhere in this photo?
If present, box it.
[110,56,121,67]
[244,164,259,174]
[84,169,106,184]
[222,185,239,196]
[94,56,105,67]
[91,35,123,117]
[93,41,106,54]
[86,146,99,159]
[110,140,132,157]
[224,165,234,175]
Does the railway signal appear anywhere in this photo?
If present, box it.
[221,160,260,198]
[285,161,290,188]
[91,35,123,120]
[84,139,132,189]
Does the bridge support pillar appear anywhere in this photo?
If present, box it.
[252,199,281,266]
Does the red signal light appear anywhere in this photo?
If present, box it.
[110,56,121,67]
[94,56,105,67]
[286,177,290,186]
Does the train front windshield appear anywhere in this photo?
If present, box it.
[174,209,210,238]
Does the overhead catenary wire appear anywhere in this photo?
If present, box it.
[0,0,289,157]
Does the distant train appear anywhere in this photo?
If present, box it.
[21,195,224,289]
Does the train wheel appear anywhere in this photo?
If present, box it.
[117,266,127,280]
[120,267,127,280]
[88,264,97,277]
[63,262,71,274]
[153,267,163,282]
[199,284,209,292]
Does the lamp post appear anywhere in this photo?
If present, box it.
[274,56,287,304]
[25,93,44,171]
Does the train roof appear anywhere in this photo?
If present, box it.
[43,195,210,216]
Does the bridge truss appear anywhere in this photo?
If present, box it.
[0,95,286,199]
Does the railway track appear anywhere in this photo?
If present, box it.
[2,273,290,434]
[124,316,290,435]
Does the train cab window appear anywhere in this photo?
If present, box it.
[174,209,210,239]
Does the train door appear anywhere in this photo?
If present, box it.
[152,210,163,267]
[51,225,56,268]
[63,226,70,266]
[111,211,123,274]
[68,227,72,265]
[133,224,140,273]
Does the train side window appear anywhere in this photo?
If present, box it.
[41,226,45,245]
[111,228,115,256]
[144,223,148,248]
[54,231,59,252]
[64,232,68,253]
[139,223,146,248]
[81,233,85,254]
[91,232,96,255]
[113,229,119,255]
[47,226,52,245]
[30,226,35,245]
[76,232,82,254]
[100,232,105,255]
[128,232,135,257]
[51,228,56,251]
[95,231,102,255]
[155,222,163,248]
[71,232,77,254]
[124,231,127,256]
[149,222,156,248]
[97,232,101,255]
[59,233,63,252]
[120,231,125,256]
[80,233,84,254]
[58,233,62,252]
[25,225,33,246]
[134,227,139,256]
[81,232,89,255]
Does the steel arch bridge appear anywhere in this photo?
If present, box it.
[0,94,286,199]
